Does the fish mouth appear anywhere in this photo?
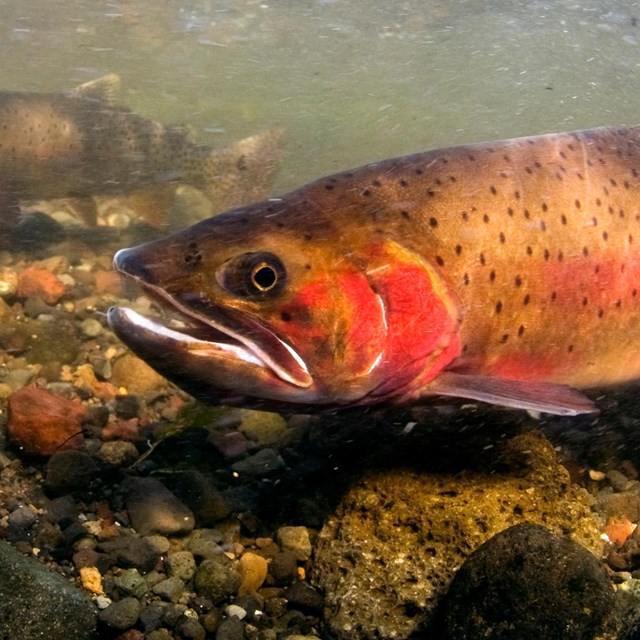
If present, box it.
[108,278,313,390]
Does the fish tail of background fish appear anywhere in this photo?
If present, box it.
[184,129,286,213]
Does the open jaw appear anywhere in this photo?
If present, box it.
[107,281,313,390]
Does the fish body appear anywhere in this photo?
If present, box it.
[108,125,640,415]
[0,74,283,231]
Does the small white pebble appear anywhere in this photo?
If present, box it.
[95,595,112,609]
[589,469,606,481]
[225,604,247,620]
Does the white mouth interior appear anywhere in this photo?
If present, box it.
[119,307,265,367]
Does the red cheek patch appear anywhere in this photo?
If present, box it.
[363,242,461,399]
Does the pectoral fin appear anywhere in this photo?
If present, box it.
[426,371,597,416]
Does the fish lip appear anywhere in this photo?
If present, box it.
[118,279,313,389]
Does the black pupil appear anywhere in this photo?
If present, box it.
[253,264,277,290]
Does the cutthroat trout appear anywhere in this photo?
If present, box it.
[108,125,640,416]
[0,74,283,235]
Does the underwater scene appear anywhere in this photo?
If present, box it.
[3,0,640,638]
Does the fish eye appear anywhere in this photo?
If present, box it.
[217,252,286,298]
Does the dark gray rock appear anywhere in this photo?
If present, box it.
[231,448,286,477]
[99,536,161,573]
[0,540,97,640]
[163,470,231,526]
[433,523,616,639]
[45,450,98,496]
[285,581,324,615]
[194,554,242,603]
[152,576,186,603]
[215,616,244,640]
[123,476,195,536]
[97,596,140,631]
[269,550,299,585]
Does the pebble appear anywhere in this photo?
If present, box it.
[7,385,87,456]
[194,555,242,603]
[276,526,312,562]
[225,604,247,620]
[123,476,195,537]
[269,551,299,585]
[0,266,18,297]
[435,523,616,639]
[215,616,244,640]
[96,440,139,466]
[45,450,99,495]
[80,317,103,337]
[187,529,225,559]
[144,535,171,555]
[166,550,197,582]
[98,596,141,631]
[152,576,186,603]
[99,537,161,574]
[110,353,169,400]
[231,448,286,477]
[17,266,66,304]
[285,582,324,615]
[115,568,148,598]
[78,566,103,595]
[238,551,268,595]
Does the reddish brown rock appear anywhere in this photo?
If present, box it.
[7,386,87,456]
[17,266,66,305]
[94,269,124,296]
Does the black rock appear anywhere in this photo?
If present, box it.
[433,522,616,640]
[215,616,244,640]
[99,536,161,573]
[285,581,324,615]
[45,450,99,496]
[0,540,97,640]
[98,596,140,631]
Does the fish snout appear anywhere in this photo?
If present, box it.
[112,246,153,281]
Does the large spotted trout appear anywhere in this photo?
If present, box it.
[0,74,283,236]
[107,125,640,415]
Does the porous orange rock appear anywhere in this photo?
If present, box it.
[17,266,66,305]
[7,385,87,456]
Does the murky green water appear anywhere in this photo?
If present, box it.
[1,0,639,191]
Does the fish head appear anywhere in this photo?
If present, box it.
[108,195,461,409]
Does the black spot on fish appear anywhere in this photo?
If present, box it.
[568,344,574,353]
[561,214,567,225]
[518,325,525,336]
[429,217,438,227]
[479,252,486,266]
[514,276,522,287]
[523,294,530,305]
[544,249,550,261]
[500,334,509,344]
[514,190,521,200]
[372,179,382,187]
[495,301,503,314]
[616,299,622,308]
[436,255,445,267]
[461,211,469,221]
[582,247,589,257]
[603,231,609,241]
[540,220,547,231]
[415,168,423,175]
[483,214,490,223]
[324,183,334,191]
[598,308,604,318]
[507,207,514,217]
[551,291,557,301]
[401,210,411,220]
[610,178,618,187]
[557,251,564,262]
[499,232,505,243]
[399,179,409,187]
[281,311,292,322]
[575,199,581,209]
[455,244,462,255]
[489,270,496,282]
[362,189,372,197]
[526,246,533,256]
[463,273,470,285]
[542,202,548,212]
[304,233,313,241]
[582,297,588,306]
[490,185,497,195]
[524,209,530,220]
